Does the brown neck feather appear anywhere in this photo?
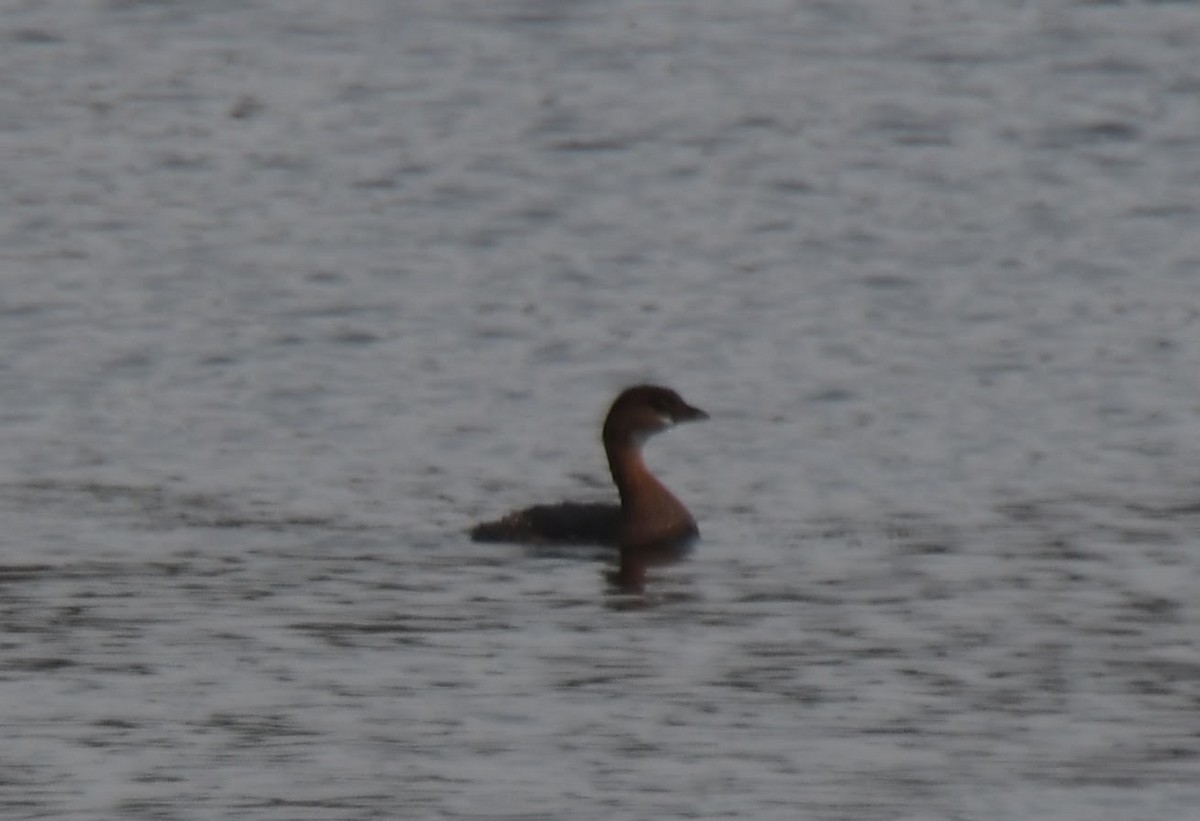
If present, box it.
[604,434,696,549]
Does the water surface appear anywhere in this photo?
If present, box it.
[3,1,1200,818]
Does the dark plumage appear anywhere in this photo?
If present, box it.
[469,502,620,545]
[469,385,707,556]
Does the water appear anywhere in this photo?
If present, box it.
[3,1,1200,818]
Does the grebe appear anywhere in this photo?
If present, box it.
[470,385,708,585]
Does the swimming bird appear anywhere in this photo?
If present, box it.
[470,385,708,587]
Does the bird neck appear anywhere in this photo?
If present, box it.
[603,434,695,548]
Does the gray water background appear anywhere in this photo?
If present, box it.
[3,1,1200,818]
